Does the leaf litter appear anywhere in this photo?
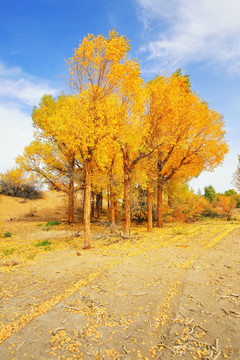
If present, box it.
[0,220,240,359]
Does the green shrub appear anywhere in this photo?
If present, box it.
[172,227,186,235]
[3,247,15,256]
[4,232,12,238]
[45,221,60,227]
[34,240,51,247]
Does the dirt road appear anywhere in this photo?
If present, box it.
[0,221,240,359]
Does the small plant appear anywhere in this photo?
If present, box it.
[34,240,51,247]
[172,227,186,235]
[27,207,37,217]
[132,210,147,223]
[45,221,60,227]
[43,226,51,231]
[4,231,12,238]
[42,221,60,231]
[3,247,15,256]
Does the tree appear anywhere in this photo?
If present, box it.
[17,138,82,224]
[18,94,84,224]
[225,189,237,197]
[204,185,217,203]
[233,155,240,192]
[166,182,208,223]
[146,72,228,227]
[132,153,157,232]
[215,195,237,221]
[225,188,240,208]
[116,77,148,236]
[66,30,147,245]
[92,138,123,231]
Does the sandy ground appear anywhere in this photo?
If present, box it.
[0,193,240,360]
[0,191,82,222]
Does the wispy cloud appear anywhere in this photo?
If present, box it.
[137,0,240,74]
[0,62,58,172]
[0,62,58,107]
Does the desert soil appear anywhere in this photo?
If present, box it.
[0,192,240,360]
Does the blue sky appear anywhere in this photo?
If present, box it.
[0,0,239,193]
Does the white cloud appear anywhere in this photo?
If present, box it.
[0,62,22,77]
[0,62,58,106]
[0,62,58,172]
[0,103,33,171]
[137,0,240,73]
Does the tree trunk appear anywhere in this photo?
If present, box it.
[157,177,163,228]
[107,187,110,211]
[96,192,102,220]
[157,152,164,228]
[168,193,173,208]
[91,191,95,218]
[68,157,75,224]
[100,191,103,212]
[123,150,131,236]
[110,173,115,232]
[147,184,153,232]
[83,159,91,249]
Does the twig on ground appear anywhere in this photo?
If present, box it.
[221,308,240,317]
[133,293,147,296]
[230,293,240,297]
[189,337,212,347]
[158,343,175,354]
[52,327,65,335]
[213,351,222,360]
[217,295,230,301]
[16,340,25,351]
[153,350,163,360]
[92,285,107,292]
[116,282,128,288]
[196,324,208,332]
[63,305,81,311]
[179,311,186,318]
[99,332,103,358]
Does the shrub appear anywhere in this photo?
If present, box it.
[214,195,237,221]
[0,168,41,199]
[4,231,12,238]
[45,221,60,226]
[132,210,148,223]
[130,186,148,223]
[202,205,219,218]
[165,189,209,223]
[0,181,40,199]
[34,240,51,247]
[3,247,15,256]
[224,190,240,208]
